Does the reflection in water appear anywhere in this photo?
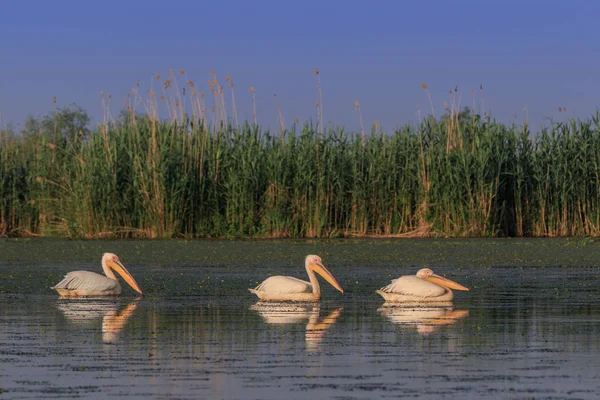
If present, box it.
[56,300,138,343]
[6,247,600,399]
[378,303,469,335]
[305,308,343,350]
[250,302,343,350]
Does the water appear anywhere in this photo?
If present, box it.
[1,238,600,399]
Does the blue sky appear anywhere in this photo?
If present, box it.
[1,0,598,132]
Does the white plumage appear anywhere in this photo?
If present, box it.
[379,276,447,298]
[377,268,469,302]
[252,276,314,295]
[249,255,344,301]
[53,271,121,295]
[51,253,142,297]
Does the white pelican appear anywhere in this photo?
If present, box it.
[377,268,469,302]
[51,253,143,297]
[248,255,344,301]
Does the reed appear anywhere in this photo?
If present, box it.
[2,77,600,238]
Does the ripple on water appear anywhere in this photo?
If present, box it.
[1,239,600,398]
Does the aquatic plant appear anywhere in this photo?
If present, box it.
[2,75,600,238]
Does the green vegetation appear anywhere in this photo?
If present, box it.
[2,97,600,238]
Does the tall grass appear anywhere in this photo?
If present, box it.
[2,81,600,238]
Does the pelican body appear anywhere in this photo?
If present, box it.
[249,255,344,301]
[51,253,143,297]
[377,268,469,302]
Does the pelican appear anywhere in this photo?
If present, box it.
[376,268,469,302]
[51,253,143,297]
[248,255,344,301]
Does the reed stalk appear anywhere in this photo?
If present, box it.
[3,75,600,238]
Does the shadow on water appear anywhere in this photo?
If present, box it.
[1,238,600,398]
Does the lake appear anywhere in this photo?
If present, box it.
[1,238,600,399]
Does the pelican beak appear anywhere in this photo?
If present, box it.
[425,274,469,291]
[311,262,344,294]
[109,260,143,295]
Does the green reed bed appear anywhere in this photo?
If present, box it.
[2,110,600,238]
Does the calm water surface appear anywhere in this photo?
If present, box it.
[1,238,600,399]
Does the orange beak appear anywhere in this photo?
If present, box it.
[310,262,344,294]
[109,260,143,295]
[425,274,469,291]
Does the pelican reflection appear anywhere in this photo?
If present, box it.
[378,303,468,335]
[250,302,343,349]
[56,300,138,343]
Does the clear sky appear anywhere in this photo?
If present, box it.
[1,0,598,132]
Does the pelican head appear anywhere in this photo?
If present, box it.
[416,268,469,291]
[305,255,344,294]
[103,253,143,295]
